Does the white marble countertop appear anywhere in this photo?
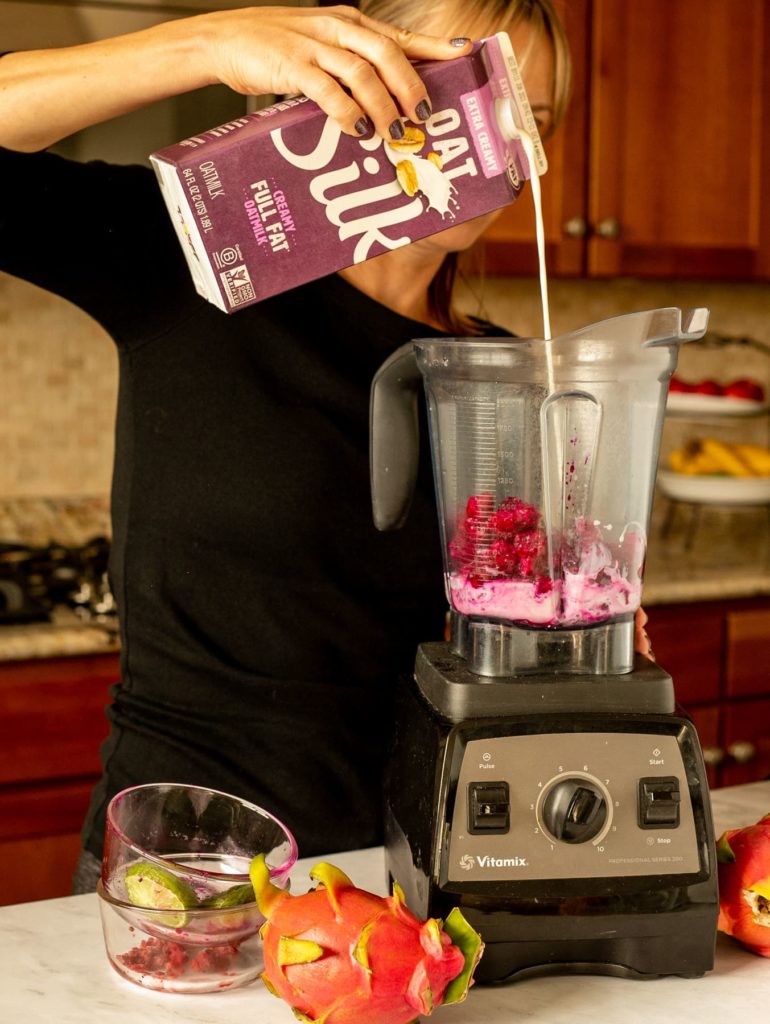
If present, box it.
[3,782,770,1023]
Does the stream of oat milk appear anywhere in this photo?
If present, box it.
[518,130,554,391]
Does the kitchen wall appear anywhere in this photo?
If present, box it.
[1,266,769,503]
[457,275,770,457]
[0,273,118,500]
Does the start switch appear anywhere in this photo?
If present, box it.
[638,776,681,829]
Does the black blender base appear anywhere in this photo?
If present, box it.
[384,644,719,984]
[474,918,715,983]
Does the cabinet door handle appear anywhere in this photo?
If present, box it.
[702,746,725,767]
[595,217,622,240]
[562,216,588,238]
[727,740,756,764]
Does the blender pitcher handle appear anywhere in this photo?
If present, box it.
[370,343,422,531]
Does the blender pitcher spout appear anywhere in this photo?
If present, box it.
[552,306,710,350]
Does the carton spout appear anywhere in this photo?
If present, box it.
[494,97,520,141]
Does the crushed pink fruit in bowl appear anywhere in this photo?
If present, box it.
[97,881,269,993]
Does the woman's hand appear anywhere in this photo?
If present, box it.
[0,4,470,152]
[635,607,654,660]
[204,5,471,140]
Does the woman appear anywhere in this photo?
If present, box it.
[0,1,586,892]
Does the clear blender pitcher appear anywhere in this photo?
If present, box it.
[371,307,709,676]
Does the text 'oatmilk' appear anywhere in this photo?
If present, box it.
[150,34,547,314]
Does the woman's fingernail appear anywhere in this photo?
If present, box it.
[389,119,405,140]
[415,99,432,121]
[355,116,372,136]
[450,37,471,47]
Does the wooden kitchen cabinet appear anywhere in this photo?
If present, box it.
[482,0,770,281]
[646,596,770,789]
[0,653,119,906]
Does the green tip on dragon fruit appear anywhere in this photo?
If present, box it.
[249,853,484,1024]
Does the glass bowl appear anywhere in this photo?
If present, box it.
[98,783,297,993]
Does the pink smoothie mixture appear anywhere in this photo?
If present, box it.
[447,494,643,627]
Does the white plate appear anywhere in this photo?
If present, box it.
[666,392,769,417]
[657,469,770,505]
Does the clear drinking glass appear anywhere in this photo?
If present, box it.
[97,783,297,993]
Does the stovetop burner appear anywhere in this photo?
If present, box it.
[0,537,116,625]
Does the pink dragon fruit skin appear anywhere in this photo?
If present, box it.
[250,855,484,1024]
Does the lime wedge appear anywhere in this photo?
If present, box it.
[200,882,260,936]
[200,882,255,910]
[124,862,198,927]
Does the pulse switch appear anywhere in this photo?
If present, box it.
[468,781,510,835]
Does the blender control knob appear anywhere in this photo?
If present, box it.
[541,778,607,844]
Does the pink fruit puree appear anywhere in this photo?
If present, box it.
[448,493,644,627]
[449,568,641,626]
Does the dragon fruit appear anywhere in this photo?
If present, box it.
[250,854,484,1024]
[717,812,770,957]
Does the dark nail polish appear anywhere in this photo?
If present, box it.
[415,99,432,121]
[355,116,371,136]
[450,37,471,47]
[389,119,405,140]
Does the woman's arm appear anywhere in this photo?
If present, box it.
[0,4,470,152]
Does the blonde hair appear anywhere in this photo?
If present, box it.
[360,0,572,333]
[361,0,571,135]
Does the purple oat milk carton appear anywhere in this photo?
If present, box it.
[150,33,547,313]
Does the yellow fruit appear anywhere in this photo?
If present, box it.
[668,448,688,473]
[734,443,770,476]
[700,438,753,477]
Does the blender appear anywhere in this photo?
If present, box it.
[370,308,719,982]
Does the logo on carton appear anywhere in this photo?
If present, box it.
[269,108,479,263]
[220,265,255,308]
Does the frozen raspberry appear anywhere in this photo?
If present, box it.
[465,493,494,519]
[489,496,540,534]
[488,539,518,574]
[512,529,547,558]
[464,515,489,540]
